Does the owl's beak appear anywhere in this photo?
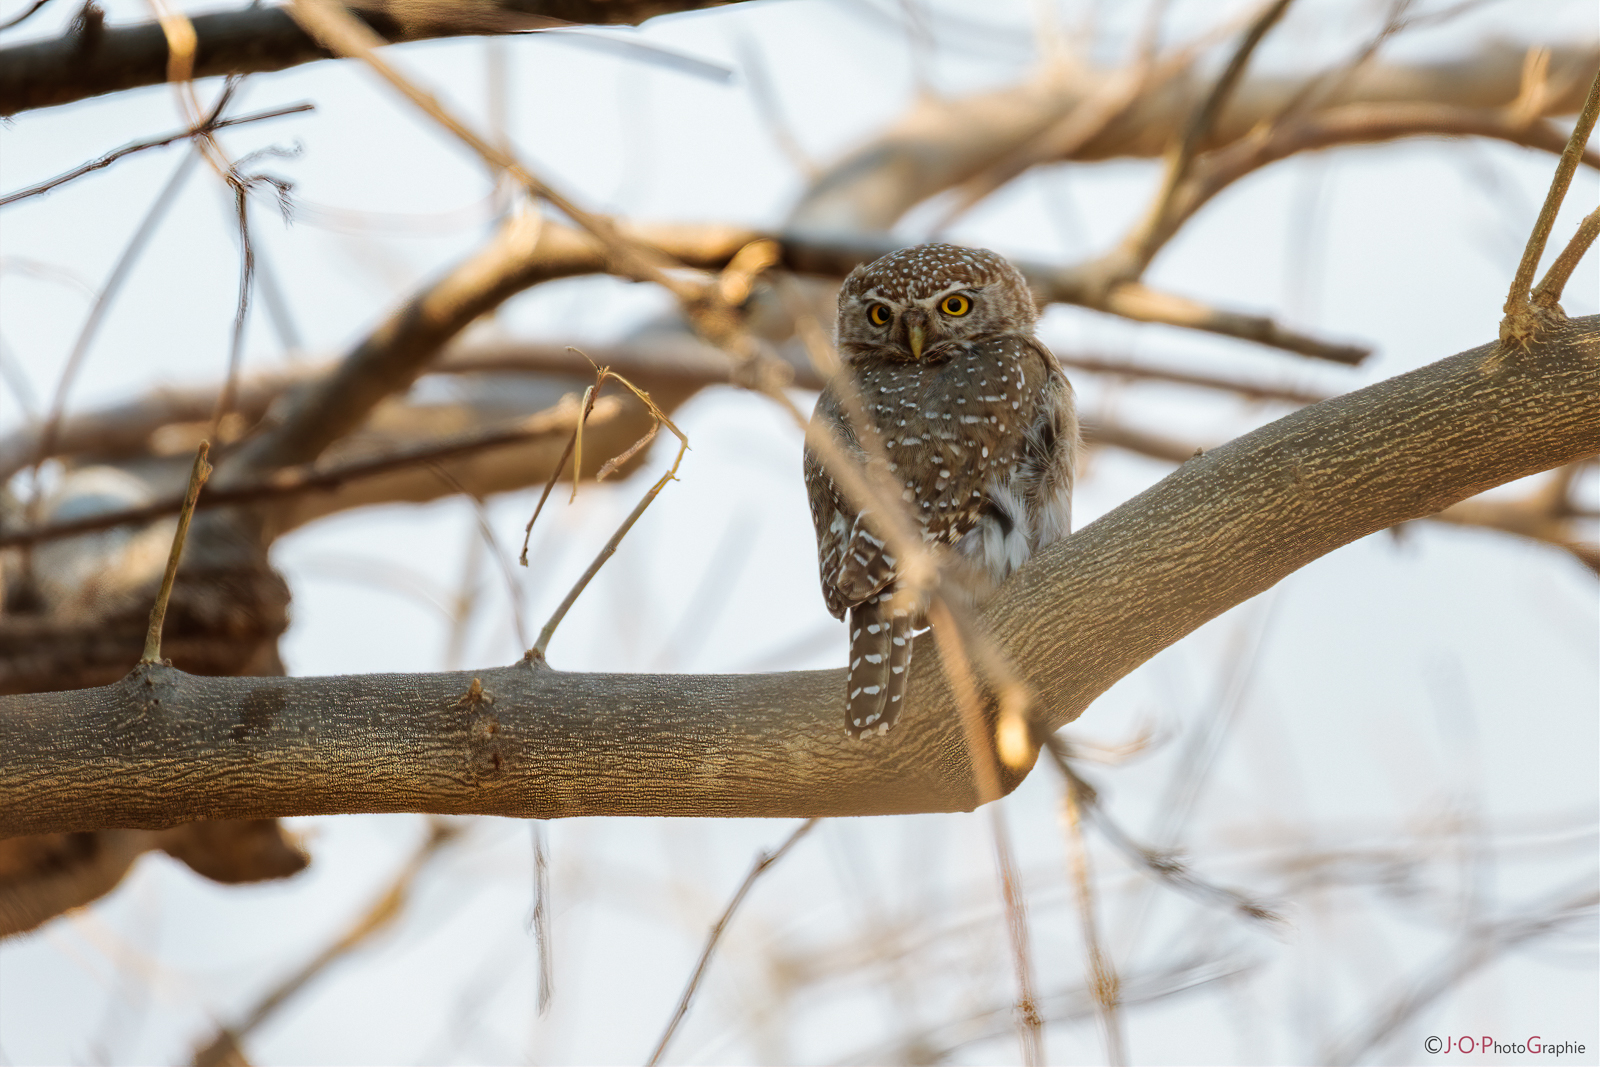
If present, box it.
[902,309,929,359]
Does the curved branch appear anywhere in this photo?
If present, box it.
[0,0,749,116]
[3,316,1595,836]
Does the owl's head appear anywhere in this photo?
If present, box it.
[835,243,1038,364]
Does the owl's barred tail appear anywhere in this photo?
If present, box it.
[845,589,915,738]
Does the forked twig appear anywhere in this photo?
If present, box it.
[1502,65,1600,346]
[645,818,818,1067]
[140,442,212,664]
[528,368,688,660]
[1532,205,1600,310]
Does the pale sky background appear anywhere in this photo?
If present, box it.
[0,0,1596,1063]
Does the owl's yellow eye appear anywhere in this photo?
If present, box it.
[867,304,892,327]
[940,293,972,317]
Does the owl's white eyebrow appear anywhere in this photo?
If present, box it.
[916,284,982,303]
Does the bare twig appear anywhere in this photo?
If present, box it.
[646,818,818,1067]
[1046,737,1281,925]
[140,442,212,664]
[529,370,688,660]
[0,103,313,209]
[526,821,553,1015]
[989,803,1044,1066]
[212,166,256,442]
[1502,66,1600,347]
[27,147,201,513]
[1532,205,1600,310]
[518,390,589,566]
[1058,758,1127,1066]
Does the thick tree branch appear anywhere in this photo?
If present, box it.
[0,0,750,116]
[3,316,1595,836]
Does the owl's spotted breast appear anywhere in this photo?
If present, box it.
[855,334,1052,544]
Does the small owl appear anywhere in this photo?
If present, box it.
[803,243,1079,738]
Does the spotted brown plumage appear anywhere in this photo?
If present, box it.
[804,243,1079,738]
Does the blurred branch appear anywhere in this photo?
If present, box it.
[1,821,304,938]
[2,315,1595,832]
[1057,352,1331,405]
[0,0,52,32]
[647,818,817,1066]
[191,818,463,1067]
[0,0,754,116]
[857,953,1258,1064]
[1,399,604,549]
[1115,0,1295,281]
[1123,99,1600,276]
[1323,881,1600,1065]
[787,41,1600,233]
[1044,737,1281,925]
[1422,459,1600,574]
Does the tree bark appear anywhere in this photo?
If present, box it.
[4,315,1596,836]
[0,0,751,116]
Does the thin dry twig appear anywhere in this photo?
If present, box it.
[526,821,553,1016]
[426,463,529,652]
[26,146,201,517]
[528,368,688,660]
[1058,757,1127,1066]
[988,802,1045,1066]
[0,102,312,209]
[1045,737,1281,926]
[139,441,211,664]
[212,162,256,442]
[646,818,818,1067]
[1532,204,1600,309]
[1502,65,1600,346]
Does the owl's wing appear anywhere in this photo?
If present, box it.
[1018,338,1080,548]
[804,388,900,620]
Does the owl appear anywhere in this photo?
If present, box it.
[803,243,1079,739]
